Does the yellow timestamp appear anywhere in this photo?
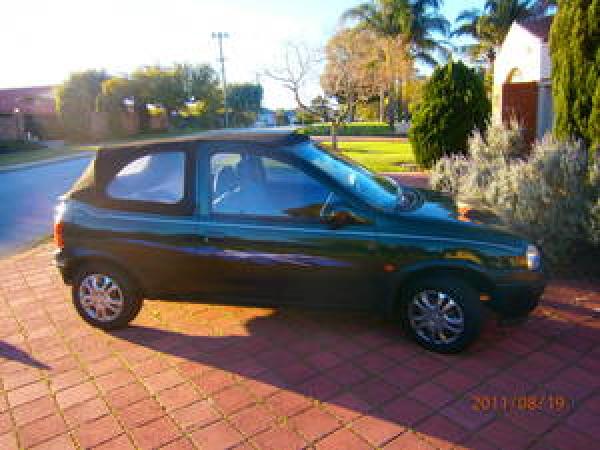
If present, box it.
[471,394,571,412]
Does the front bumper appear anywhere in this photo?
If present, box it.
[487,271,546,316]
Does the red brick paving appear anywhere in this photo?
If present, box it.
[1,181,600,449]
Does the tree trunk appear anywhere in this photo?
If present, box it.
[385,38,396,127]
[386,85,396,128]
[379,86,385,122]
[487,49,497,81]
[331,121,338,151]
[348,92,356,122]
[397,78,404,122]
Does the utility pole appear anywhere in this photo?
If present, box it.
[212,32,229,128]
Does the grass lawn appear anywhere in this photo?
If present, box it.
[0,144,97,168]
[298,121,395,136]
[319,140,417,172]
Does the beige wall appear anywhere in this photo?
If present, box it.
[493,23,546,124]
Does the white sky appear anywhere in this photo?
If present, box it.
[0,0,482,109]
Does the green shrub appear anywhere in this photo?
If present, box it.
[589,199,600,246]
[550,0,600,152]
[55,70,109,141]
[587,160,600,245]
[0,140,45,153]
[409,61,490,168]
[431,122,600,268]
[297,122,393,136]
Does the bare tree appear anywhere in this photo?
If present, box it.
[264,42,344,150]
[321,29,381,122]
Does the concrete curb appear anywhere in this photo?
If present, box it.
[0,151,92,174]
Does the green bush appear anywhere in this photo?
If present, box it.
[297,122,393,136]
[410,61,490,168]
[0,140,45,153]
[431,122,600,269]
[550,0,600,152]
[587,161,600,245]
[55,70,109,141]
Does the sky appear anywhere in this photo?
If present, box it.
[0,0,483,109]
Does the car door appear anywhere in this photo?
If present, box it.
[194,143,383,308]
[86,146,207,297]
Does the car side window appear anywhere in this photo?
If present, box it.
[107,152,185,204]
[210,152,332,220]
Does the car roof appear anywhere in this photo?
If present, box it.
[97,129,309,153]
[65,130,311,207]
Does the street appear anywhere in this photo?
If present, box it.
[0,128,299,256]
[0,156,91,254]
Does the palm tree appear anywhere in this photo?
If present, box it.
[452,0,538,71]
[341,0,449,124]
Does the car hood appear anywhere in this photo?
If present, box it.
[381,188,527,251]
[415,189,504,225]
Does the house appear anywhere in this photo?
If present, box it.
[493,15,553,145]
[0,86,59,140]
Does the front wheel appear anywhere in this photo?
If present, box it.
[72,264,143,330]
[400,277,484,353]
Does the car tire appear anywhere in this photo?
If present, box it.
[400,276,484,354]
[72,263,143,330]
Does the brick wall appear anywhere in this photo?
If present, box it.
[149,113,168,132]
[89,112,141,141]
[0,114,24,140]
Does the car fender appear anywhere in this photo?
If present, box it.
[381,259,495,315]
[60,247,146,296]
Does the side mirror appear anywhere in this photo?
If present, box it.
[325,210,353,229]
[322,206,367,229]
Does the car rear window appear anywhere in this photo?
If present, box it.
[106,152,185,204]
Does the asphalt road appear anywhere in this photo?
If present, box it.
[0,127,301,256]
[0,156,92,255]
[0,127,411,256]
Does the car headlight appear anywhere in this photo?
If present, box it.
[526,245,541,270]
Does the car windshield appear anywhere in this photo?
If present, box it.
[291,141,401,211]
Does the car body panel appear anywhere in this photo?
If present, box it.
[55,131,545,314]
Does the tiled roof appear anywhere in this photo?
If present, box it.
[0,85,56,115]
[519,15,553,42]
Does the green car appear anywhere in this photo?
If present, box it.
[54,131,545,353]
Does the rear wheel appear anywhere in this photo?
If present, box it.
[72,264,143,330]
[400,277,484,353]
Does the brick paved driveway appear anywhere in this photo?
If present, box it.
[1,247,599,450]
[0,172,599,449]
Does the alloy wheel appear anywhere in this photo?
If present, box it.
[78,273,125,322]
[408,289,465,345]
